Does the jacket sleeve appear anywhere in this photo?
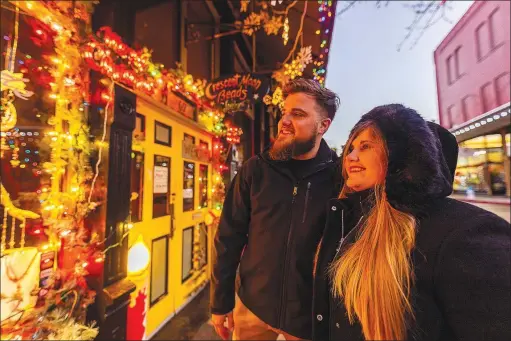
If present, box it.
[434,217,511,341]
[210,163,251,315]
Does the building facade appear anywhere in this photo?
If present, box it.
[434,0,510,197]
[89,1,337,339]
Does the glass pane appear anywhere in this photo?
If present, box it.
[153,155,170,218]
[199,164,208,208]
[150,237,168,304]
[155,121,172,146]
[182,227,193,281]
[183,161,195,212]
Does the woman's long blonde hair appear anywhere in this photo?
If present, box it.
[329,123,417,340]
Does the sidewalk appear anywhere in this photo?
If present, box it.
[150,283,220,340]
[450,193,510,205]
[451,194,510,222]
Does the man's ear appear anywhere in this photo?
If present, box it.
[318,118,332,135]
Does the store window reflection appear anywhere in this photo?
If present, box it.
[454,134,510,196]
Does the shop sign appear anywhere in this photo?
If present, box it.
[205,73,269,106]
[182,139,211,163]
[166,89,197,121]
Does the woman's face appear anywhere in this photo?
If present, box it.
[344,128,386,191]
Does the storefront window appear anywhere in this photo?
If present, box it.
[455,134,509,195]
[199,164,208,208]
[0,7,62,248]
[183,161,195,211]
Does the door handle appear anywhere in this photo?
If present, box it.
[169,193,176,238]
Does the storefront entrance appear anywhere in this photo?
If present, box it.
[129,93,213,337]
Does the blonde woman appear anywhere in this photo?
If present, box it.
[312,104,510,341]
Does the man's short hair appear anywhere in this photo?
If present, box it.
[282,78,340,121]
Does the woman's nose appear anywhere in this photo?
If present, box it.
[347,149,359,161]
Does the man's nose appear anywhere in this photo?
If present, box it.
[280,113,292,126]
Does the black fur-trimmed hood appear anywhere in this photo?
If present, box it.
[350,104,456,213]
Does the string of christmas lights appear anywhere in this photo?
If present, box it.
[313,0,336,86]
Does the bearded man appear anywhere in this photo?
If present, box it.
[211,78,341,341]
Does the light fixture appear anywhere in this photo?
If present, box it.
[501,111,508,117]
[128,235,150,276]
[487,117,494,122]
[493,114,500,120]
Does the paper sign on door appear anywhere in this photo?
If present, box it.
[154,166,169,194]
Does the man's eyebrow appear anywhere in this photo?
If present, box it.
[289,108,308,114]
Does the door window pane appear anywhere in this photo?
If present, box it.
[182,227,194,282]
[153,155,171,218]
[183,161,195,212]
[150,236,169,305]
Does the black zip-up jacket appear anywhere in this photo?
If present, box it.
[211,139,340,339]
[312,106,511,341]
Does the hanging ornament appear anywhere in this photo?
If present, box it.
[240,0,250,13]
[282,17,289,45]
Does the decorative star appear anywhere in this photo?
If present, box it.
[253,93,259,100]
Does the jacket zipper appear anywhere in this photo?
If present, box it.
[278,183,299,327]
[274,161,334,328]
[326,211,363,337]
[301,182,311,223]
[334,213,364,260]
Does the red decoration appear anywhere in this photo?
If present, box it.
[27,18,56,49]
[127,287,147,340]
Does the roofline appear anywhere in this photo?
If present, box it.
[434,1,482,57]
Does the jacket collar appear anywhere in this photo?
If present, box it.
[260,139,337,181]
[331,188,374,215]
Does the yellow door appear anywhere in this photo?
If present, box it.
[130,94,212,337]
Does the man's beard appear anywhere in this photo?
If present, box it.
[269,127,318,161]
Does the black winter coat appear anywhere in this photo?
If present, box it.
[312,106,511,341]
[212,139,341,339]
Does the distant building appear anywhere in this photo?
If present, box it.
[434,0,510,197]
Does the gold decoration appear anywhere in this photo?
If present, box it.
[264,15,283,35]
[272,86,283,106]
[243,12,262,36]
[273,46,313,85]
[241,0,250,13]
[0,70,34,100]
[0,97,17,132]
[282,17,289,45]
[0,184,40,221]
